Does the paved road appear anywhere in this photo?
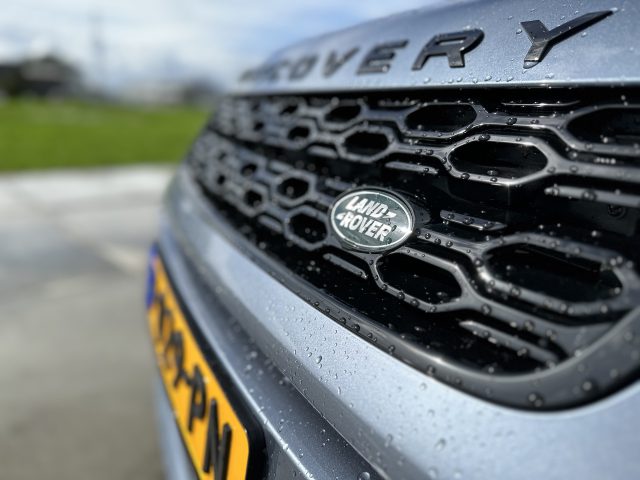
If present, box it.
[0,165,174,480]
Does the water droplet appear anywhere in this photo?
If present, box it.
[527,392,544,407]
[582,380,594,392]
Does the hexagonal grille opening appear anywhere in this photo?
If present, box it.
[241,163,257,177]
[280,103,299,116]
[377,254,462,304]
[289,213,327,244]
[243,189,264,208]
[568,107,640,146]
[287,125,311,141]
[344,131,389,156]
[450,141,546,179]
[487,245,622,302]
[325,104,361,123]
[215,174,227,186]
[406,104,477,132]
[278,177,310,200]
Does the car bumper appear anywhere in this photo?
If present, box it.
[154,375,197,480]
[152,166,640,480]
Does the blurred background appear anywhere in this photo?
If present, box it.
[0,1,429,478]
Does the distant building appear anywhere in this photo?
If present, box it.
[0,55,81,97]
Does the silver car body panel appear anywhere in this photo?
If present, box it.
[157,171,383,480]
[157,168,640,480]
[154,377,198,480]
[235,0,639,95]
[155,0,640,478]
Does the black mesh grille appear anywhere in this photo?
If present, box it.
[186,88,640,409]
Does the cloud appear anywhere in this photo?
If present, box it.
[0,0,439,89]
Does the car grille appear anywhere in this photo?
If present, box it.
[185,88,640,409]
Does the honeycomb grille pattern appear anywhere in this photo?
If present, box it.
[186,89,640,409]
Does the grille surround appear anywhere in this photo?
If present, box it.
[187,88,640,409]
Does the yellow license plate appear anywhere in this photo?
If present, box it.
[147,254,259,479]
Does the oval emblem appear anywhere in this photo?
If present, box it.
[329,189,414,252]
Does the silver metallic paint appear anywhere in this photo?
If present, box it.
[154,377,199,480]
[158,185,382,480]
[161,168,640,480]
[158,0,640,477]
[234,0,638,95]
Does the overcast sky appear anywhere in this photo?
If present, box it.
[0,0,437,90]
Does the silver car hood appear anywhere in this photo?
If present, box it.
[234,0,638,95]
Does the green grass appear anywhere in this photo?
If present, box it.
[0,98,208,171]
